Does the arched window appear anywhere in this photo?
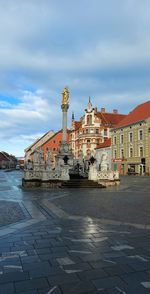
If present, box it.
[87,115,92,125]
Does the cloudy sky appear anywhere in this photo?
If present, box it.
[0,0,150,156]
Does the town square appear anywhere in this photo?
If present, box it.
[0,1,150,293]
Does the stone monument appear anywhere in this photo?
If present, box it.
[88,153,120,187]
[22,86,74,187]
[56,87,73,170]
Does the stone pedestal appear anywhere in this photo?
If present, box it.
[88,163,98,181]
[61,165,70,181]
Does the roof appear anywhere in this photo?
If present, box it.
[96,138,111,149]
[0,152,16,161]
[74,121,82,130]
[96,112,126,127]
[114,101,150,129]
[41,129,71,147]
[25,130,54,152]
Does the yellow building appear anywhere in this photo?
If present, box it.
[111,101,150,175]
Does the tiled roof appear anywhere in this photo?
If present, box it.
[114,101,150,129]
[96,112,126,127]
[96,138,111,149]
[74,121,81,130]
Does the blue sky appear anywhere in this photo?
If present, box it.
[0,0,150,156]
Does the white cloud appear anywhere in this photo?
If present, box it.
[0,0,150,155]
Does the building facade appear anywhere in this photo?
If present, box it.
[25,130,54,161]
[69,98,126,160]
[0,152,17,169]
[111,101,150,175]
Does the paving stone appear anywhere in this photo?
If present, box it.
[92,276,127,290]
[16,291,38,294]
[22,261,51,271]
[21,255,41,264]
[0,282,15,294]
[77,268,108,280]
[0,271,29,283]
[48,273,80,286]
[62,262,92,271]
[121,271,150,285]
[107,285,150,294]
[104,264,134,276]
[60,280,96,294]
[15,277,49,292]
[38,286,62,294]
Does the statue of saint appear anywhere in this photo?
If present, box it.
[62,87,69,105]
[100,152,108,171]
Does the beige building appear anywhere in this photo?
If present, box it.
[25,130,54,161]
[111,101,150,175]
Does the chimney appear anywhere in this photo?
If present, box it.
[113,109,118,114]
[101,107,105,113]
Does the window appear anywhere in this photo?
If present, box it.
[103,129,107,136]
[139,146,144,157]
[139,130,143,141]
[120,149,124,159]
[90,128,94,133]
[96,129,99,134]
[53,148,56,151]
[129,147,133,157]
[87,115,92,125]
[86,129,88,134]
[114,136,117,145]
[120,134,124,144]
[53,140,55,143]
[87,139,90,145]
[114,149,117,159]
[129,132,133,142]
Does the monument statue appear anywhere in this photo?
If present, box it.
[62,87,69,105]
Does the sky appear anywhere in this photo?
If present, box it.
[0,0,150,157]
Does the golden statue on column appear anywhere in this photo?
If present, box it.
[62,87,69,106]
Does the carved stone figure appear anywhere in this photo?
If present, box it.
[47,148,52,169]
[100,152,108,171]
[39,147,45,164]
[33,148,40,165]
[26,160,33,170]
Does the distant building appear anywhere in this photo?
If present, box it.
[69,98,126,160]
[17,157,25,169]
[111,101,150,175]
[25,130,54,161]
[95,138,112,170]
[0,152,17,169]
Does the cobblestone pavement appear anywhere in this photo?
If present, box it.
[0,170,150,293]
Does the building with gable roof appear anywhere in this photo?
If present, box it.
[69,98,126,160]
[25,130,54,161]
[111,101,150,175]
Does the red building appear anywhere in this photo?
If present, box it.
[41,129,70,166]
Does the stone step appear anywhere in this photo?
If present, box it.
[61,179,105,188]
